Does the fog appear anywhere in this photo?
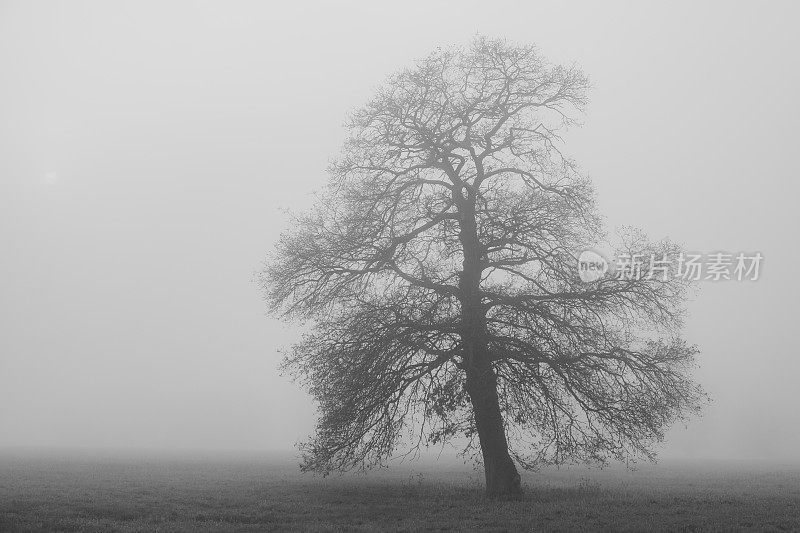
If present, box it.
[1,1,798,462]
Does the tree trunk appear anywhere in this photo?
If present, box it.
[465,351,522,498]
[455,182,522,497]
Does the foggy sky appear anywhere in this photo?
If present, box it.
[1,1,799,462]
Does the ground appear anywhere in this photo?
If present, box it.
[1,452,798,531]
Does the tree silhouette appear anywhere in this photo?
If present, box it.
[260,36,705,497]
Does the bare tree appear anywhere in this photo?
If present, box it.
[260,36,705,497]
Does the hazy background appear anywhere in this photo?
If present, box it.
[1,1,798,462]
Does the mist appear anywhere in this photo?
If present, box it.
[1,0,799,463]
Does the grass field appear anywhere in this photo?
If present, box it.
[1,452,798,531]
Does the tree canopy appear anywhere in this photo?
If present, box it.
[260,36,705,497]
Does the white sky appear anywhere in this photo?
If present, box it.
[1,1,799,462]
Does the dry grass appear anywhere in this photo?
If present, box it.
[1,452,798,531]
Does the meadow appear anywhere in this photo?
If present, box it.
[1,452,798,531]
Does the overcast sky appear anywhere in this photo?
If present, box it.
[1,1,798,462]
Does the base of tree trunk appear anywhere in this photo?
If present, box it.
[463,350,524,499]
[484,455,523,499]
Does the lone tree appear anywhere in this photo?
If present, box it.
[261,36,704,497]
